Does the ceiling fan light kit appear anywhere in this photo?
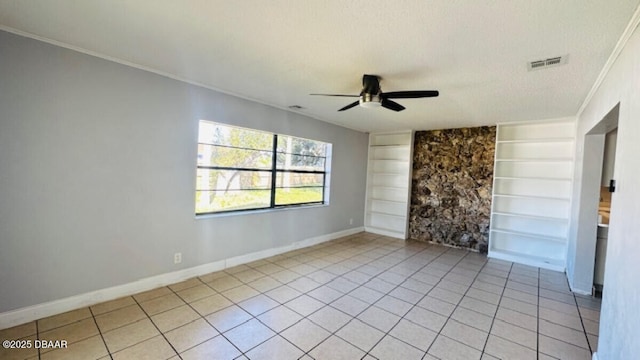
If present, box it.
[360,93,382,108]
[311,74,439,112]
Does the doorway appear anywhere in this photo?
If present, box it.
[572,103,619,296]
[594,128,617,296]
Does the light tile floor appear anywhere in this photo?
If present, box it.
[0,232,601,360]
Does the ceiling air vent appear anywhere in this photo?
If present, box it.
[527,55,567,71]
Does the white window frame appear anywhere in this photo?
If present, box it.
[195,120,332,215]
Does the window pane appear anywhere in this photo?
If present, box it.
[275,187,323,205]
[196,120,330,214]
[196,190,271,213]
[276,153,325,171]
[196,169,272,191]
[277,135,327,157]
[199,121,273,150]
[275,172,324,188]
[197,144,273,169]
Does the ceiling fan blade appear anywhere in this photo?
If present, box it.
[381,99,406,112]
[310,93,359,97]
[338,101,360,111]
[382,90,439,99]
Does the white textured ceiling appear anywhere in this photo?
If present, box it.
[1,1,638,132]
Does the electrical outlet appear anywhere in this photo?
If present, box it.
[174,252,182,264]
[349,218,353,225]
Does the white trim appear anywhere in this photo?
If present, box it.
[570,286,593,296]
[497,116,576,126]
[0,227,363,330]
[577,3,640,117]
[195,203,330,220]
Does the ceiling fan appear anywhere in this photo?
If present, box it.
[311,74,438,112]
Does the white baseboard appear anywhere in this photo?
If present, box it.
[566,275,594,296]
[225,227,363,267]
[572,288,593,296]
[0,227,364,330]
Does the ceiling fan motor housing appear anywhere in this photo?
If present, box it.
[362,74,382,95]
[310,74,438,112]
[360,74,383,107]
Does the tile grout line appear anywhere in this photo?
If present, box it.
[19,233,597,360]
[271,234,419,358]
[300,238,409,354]
[173,276,256,358]
[425,251,491,357]
[128,279,244,357]
[241,234,404,357]
[165,263,303,358]
[297,237,447,357]
[537,267,541,360]
[360,244,464,357]
[88,307,114,360]
[571,279,595,354]
[479,261,515,356]
[189,245,337,357]
[164,234,370,357]
[484,279,563,355]
[190,233,398,358]
[417,250,481,355]
[298,236,438,356]
[537,271,596,357]
[128,294,186,360]
[35,317,41,360]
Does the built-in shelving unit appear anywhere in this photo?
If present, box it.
[364,131,413,239]
[488,120,575,271]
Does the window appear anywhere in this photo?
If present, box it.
[195,120,330,214]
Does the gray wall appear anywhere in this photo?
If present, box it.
[566,20,640,359]
[0,31,368,313]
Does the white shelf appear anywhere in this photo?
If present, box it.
[369,185,408,190]
[492,211,568,222]
[369,198,406,204]
[494,161,573,180]
[489,121,575,272]
[370,144,411,149]
[371,172,407,176]
[492,196,569,220]
[370,133,412,147]
[370,159,410,162]
[495,158,573,162]
[368,210,405,218]
[365,131,414,240]
[494,176,572,181]
[497,120,575,143]
[371,158,409,164]
[488,249,565,272]
[365,226,406,239]
[496,141,573,160]
[493,193,570,201]
[490,228,566,243]
[496,137,574,144]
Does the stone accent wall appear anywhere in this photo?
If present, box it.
[409,126,496,252]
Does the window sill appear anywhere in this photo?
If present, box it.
[195,203,330,220]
